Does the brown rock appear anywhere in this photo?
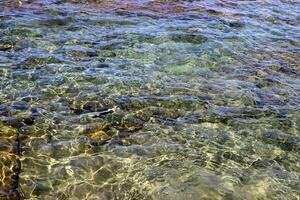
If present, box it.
[89,130,110,141]
[0,152,20,199]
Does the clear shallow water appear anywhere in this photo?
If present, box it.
[0,0,300,199]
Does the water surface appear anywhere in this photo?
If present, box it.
[0,0,300,199]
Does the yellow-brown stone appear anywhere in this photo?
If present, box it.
[0,152,20,199]
[0,123,20,199]
[89,130,110,141]
[0,123,18,138]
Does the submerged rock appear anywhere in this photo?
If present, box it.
[39,17,74,27]
[0,138,16,153]
[228,21,245,28]
[223,151,245,164]
[279,66,300,76]
[0,152,20,199]
[11,101,30,111]
[169,33,207,44]
[110,137,133,146]
[96,63,110,68]
[32,180,52,196]
[256,77,282,88]
[18,55,62,69]
[63,45,98,58]
[5,28,37,37]
[89,130,110,141]
[0,37,16,51]
[251,159,272,169]
[0,123,18,137]
[134,34,166,44]
[93,167,112,184]
[70,156,104,172]
[136,106,160,122]
[121,114,144,132]
[262,130,300,151]
[85,123,114,145]
[206,9,224,16]
[0,118,20,198]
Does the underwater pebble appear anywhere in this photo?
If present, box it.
[93,168,112,184]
